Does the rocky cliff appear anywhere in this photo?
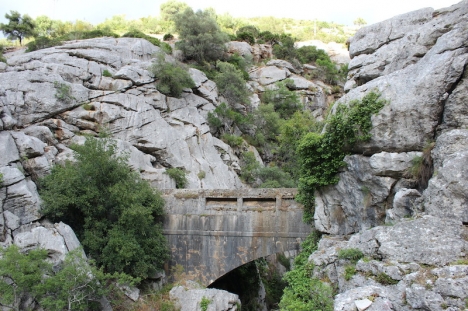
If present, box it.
[311,1,468,310]
[0,34,331,309]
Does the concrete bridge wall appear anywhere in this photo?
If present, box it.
[161,188,312,286]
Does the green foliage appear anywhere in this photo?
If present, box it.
[150,52,195,97]
[0,11,35,45]
[0,172,3,185]
[40,136,169,280]
[279,231,333,311]
[102,69,112,77]
[344,265,357,281]
[240,151,261,184]
[278,111,323,178]
[174,8,229,64]
[215,61,251,105]
[163,33,174,41]
[276,253,291,271]
[200,297,211,311]
[236,25,260,38]
[258,31,279,44]
[165,167,188,189]
[256,166,295,188]
[236,32,255,44]
[26,36,62,52]
[257,258,287,309]
[262,79,302,119]
[197,170,206,180]
[296,45,330,64]
[0,245,50,310]
[338,248,364,263]
[272,34,297,63]
[297,91,386,222]
[221,133,244,148]
[121,30,161,46]
[0,245,133,311]
[207,102,252,134]
[54,81,75,103]
[226,52,252,79]
[375,272,399,285]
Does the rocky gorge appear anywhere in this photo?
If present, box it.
[0,0,467,310]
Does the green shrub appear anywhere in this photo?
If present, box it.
[82,103,95,111]
[0,172,3,185]
[197,170,206,180]
[121,30,160,46]
[276,253,291,270]
[272,34,298,64]
[262,79,302,119]
[200,297,211,311]
[279,231,333,311]
[102,69,112,77]
[149,52,195,97]
[375,272,399,285]
[40,136,169,280]
[26,36,62,52]
[163,33,174,41]
[236,32,255,44]
[226,52,252,79]
[338,248,364,263]
[297,91,386,222]
[256,166,295,188]
[174,8,229,64]
[236,25,260,38]
[165,167,188,189]
[297,45,330,64]
[240,151,261,184]
[221,133,244,148]
[54,81,74,103]
[58,29,119,41]
[160,42,173,54]
[258,31,279,45]
[344,264,357,281]
[214,61,251,105]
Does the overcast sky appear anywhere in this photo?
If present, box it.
[0,0,462,26]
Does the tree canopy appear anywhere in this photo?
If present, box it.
[174,8,229,64]
[39,135,169,279]
[0,11,35,45]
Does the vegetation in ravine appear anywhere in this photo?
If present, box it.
[279,231,334,311]
[39,135,169,280]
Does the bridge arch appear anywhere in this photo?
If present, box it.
[161,189,312,286]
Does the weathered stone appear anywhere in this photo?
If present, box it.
[369,151,421,178]
[423,149,468,222]
[55,222,82,253]
[163,188,310,286]
[385,188,421,223]
[226,41,252,58]
[0,166,25,187]
[249,66,291,85]
[3,178,41,225]
[315,155,396,235]
[266,59,299,74]
[189,68,208,88]
[348,216,467,266]
[170,285,241,311]
[355,299,372,311]
[0,132,20,166]
[14,225,68,261]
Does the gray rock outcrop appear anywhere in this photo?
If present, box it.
[170,282,241,311]
[307,1,468,310]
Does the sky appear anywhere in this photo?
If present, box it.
[0,0,463,27]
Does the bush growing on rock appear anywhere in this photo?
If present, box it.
[121,29,160,46]
[40,135,169,280]
[173,7,229,64]
[214,61,251,106]
[297,91,386,222]
[150,52,195,98]
[164,167,188,189]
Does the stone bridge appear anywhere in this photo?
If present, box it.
[161,188,312,286]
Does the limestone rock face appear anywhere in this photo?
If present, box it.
[170,282,241,311]
[308,2,468,310]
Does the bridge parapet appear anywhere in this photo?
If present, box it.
[162,188,312,285]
